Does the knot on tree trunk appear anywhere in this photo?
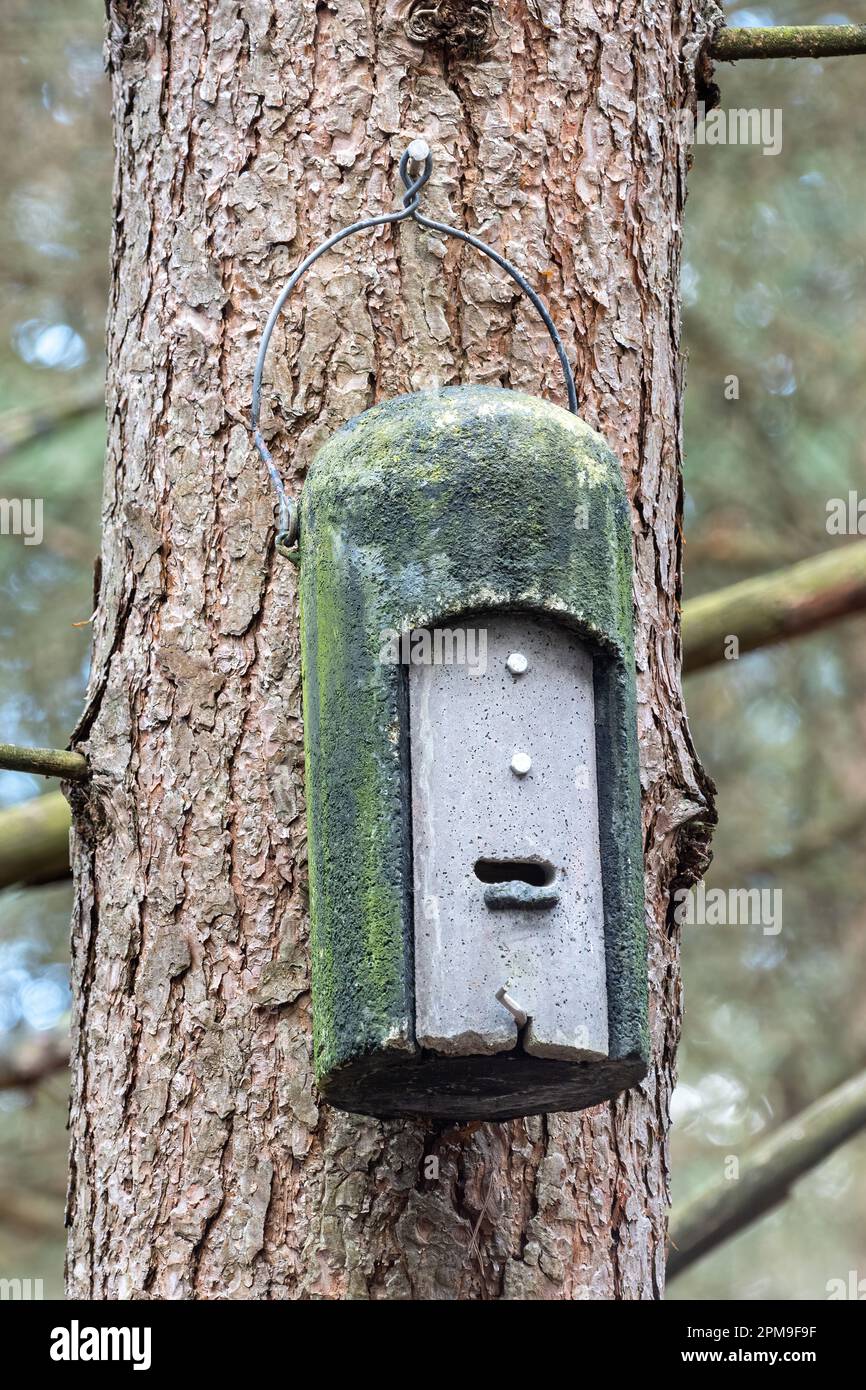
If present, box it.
[403,0,497,55]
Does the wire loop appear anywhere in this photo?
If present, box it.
[252,140,578,560]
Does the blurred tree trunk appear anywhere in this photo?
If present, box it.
[66,0,714,1299]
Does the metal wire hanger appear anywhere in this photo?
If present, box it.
[251,138,578,558]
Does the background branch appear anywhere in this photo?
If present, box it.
[0,790,71,889]
[668,1068,866,1280]
[0,1186,62,1236]
[0,380,103,460]
[720,801,866,882]
[683,543,866,674]
[0,1030,69,1090]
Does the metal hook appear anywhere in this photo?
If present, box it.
[397,144,577,417]
[496,986,529,1029]
[252,139,578,561]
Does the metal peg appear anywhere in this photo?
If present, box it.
[406,137,431,164]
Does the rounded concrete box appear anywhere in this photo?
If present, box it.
[299,386,647,1120]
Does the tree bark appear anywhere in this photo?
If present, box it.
[67,0,715,1300]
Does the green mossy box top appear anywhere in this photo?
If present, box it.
[299,386,647,1120]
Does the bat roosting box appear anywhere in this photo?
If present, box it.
[299,385,647,1120]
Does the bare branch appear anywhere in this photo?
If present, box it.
[0,743,88,781]
[668,1068,866,1280]
[683,543,866,674]
[711,24,866,62]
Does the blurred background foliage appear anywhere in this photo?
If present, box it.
[0,0,863,1300]
[672,0,866,1301]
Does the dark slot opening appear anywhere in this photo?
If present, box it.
[473,858,555,888]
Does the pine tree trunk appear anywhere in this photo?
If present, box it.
[67,0,715,1299]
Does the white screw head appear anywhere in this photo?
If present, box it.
[510,751,532,777]
[506,651,529,676]
[407,138,430,163]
